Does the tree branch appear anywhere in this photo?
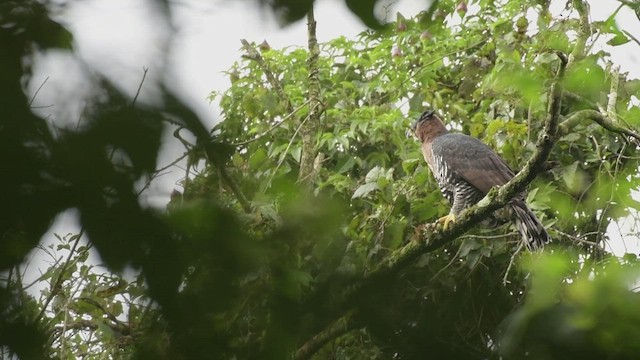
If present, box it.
[298,7,323,186]
[206,146,253,213]
[607,65,620,119]
[131,66,148,107]
[558,68,640,144]
[294,311,358,360]
[558,109,640,143]
[569,0,590,66]
[231,100,311,147]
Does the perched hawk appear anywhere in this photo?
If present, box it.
[411,110,550,250]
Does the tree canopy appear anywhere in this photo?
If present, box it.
[2,0,640,359]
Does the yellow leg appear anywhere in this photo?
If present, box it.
[437,213,456,230]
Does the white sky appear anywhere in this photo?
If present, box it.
[20,0,640,285]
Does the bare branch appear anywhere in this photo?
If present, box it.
[29,76,49,107]
[555,229,605,250]
[231,99,311,146]
[131,67,148,107]
[622,29,640,47]
[559,109,640,143]
[154,151,190,176]
[502,241,524,286]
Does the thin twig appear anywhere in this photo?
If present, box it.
[264,105,318,191]
[460,232,519,240]
[555,229,604,249]
[29,76,49,107]
[136,150,191,197]
[155,152,190,175]
[136,170,172,197]
[60,298,69,357]
[231,100,311,146]
[502,241,524,286]
[622,29,640,47]
[131,67,148,107]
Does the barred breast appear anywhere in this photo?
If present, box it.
[431,153,484,215]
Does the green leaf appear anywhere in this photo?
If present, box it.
[563,57,607,99]
[111,301,123,317]
[607,32,630,46]
[249,148,267,168]
[561,161,579,189]
[596,11,631,46]
[365,166,385,183]
[97,321,114,340]
[290,146,302,163]
[337,156,356,174]
[352,182,379,199]
[402,158,419,174]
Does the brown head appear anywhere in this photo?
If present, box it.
[410,110,448,143]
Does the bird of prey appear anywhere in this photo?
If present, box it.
[410,110,550,250]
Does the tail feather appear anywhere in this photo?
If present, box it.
[510,200,550,250]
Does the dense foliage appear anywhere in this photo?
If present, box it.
[2,0,640,359]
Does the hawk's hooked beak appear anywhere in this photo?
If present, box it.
[406,119,419,138]
[410,119,419,131]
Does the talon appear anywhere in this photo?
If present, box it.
[437,214,456,230]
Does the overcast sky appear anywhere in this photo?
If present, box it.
[22,0,640,279]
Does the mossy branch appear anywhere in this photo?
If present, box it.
[294,311,358,360]
[298,8,323,186]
